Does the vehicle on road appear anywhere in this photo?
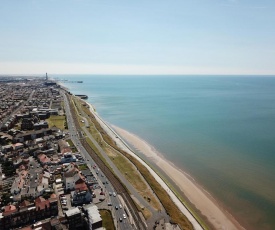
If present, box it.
[115,206,118,210]
[119,218,122,222]
[107,203,112,206]
[123,214,126,219]
[119,204,122,209]
[113,192,116,197]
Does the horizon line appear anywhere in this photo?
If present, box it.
[1,73,275,77]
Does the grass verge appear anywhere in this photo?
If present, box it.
[78,99,195,230]
[99,209,115,230]
[47,115,66,130]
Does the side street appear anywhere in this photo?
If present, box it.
[0,77,120,230]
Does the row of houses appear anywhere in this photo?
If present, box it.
[0,195,58,229]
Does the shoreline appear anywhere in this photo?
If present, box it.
[84,101,203,230]
[83,100,244,230]
[112,126,244,230]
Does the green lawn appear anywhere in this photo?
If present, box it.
[99,209,115,230]
[47,115,66,130]
[78,164,88,170]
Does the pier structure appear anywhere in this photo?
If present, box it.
[75,94,88,99]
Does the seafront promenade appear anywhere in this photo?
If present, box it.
[76,98,244,230]
[73,97,204,230]
[58,79,245,229]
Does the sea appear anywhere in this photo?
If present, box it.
[58,75,275,230]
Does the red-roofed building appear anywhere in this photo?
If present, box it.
[0,196,57,229]
[3,205,17,216]
[37,154,51,165]
[75,181,88,192]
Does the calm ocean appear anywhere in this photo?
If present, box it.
[59,75,275,230]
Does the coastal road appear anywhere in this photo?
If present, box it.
[62,92,138,230]
[76,99,170,229]
[79,97,205,230]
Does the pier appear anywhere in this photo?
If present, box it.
[75,94,88,99]
[57,80,83,83]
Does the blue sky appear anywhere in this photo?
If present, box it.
[0,0,275,75]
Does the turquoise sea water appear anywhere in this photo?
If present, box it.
[59,75,275,230]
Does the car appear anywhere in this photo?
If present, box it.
[107,203,112,206]
[115,206,118,210]
[119,218,122,222]
[119,204,122,209]
[123,214,126,219]
[109,192,112,196]
[113,192,116,197]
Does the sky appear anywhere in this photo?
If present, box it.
[0,0,275,75]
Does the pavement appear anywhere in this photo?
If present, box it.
[76,99,170,229]
[62,92,137,230]
[81,99,204,230]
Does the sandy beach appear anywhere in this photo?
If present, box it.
[83,100,244,230]
[112,126,245,230]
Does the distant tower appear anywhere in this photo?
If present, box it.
[46,72,48,81]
